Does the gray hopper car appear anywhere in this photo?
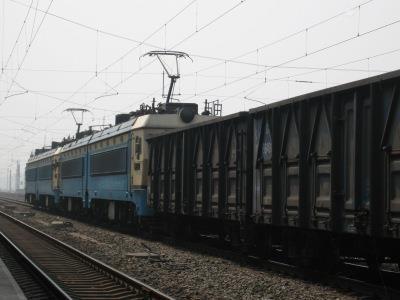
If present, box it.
[148,69,400,264]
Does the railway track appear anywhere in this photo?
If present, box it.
[258,257,400,300]
[0,196,32,208]
[1,194,400,299]
[0,232,66,299]
[0,207,173,300]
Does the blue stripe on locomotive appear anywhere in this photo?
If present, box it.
[37,178,53,197]
[59,160,85,200]
[86,136,153,217]
[36,164,53,198]
[58,155,85,207]
[25,168,37,198]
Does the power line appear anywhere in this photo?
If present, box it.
[5,0,201,152]
[170,0,248,49]
[0,75,364,95]
[30,0,197,123]
[1,0,6,73]
[1,75,121,113]
[2,0,33,72]
[4,0,247,127]
[190,0,374,75]
[4,0,53,100]
[183,16,400,102]
[219,47,400,105]
[91,0,250,105]
[265,47,400,88]
[8,0,159,48]
[185,54,387,73]
[1,64,389,75]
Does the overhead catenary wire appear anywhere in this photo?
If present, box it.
[170,0,247,49]
[2,0,33,72]
[190,0,374,75]
[4,0,202,152]
[2,75,121,113]
[183,16,400,102]
[265,47,400,88]
[219,47,400,105]
[28,0,39,44]
[2,63,389,74]
[0,0,33,89]
[91,0,250,106]
[1,0,374,105]
[29,0,197,122]
[2,1,399,158]
[3,0,53,101]
[1,0,6,73]
[8,0,160,48]
[3,0,367,117]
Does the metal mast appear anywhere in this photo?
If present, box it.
[15,161,20,191]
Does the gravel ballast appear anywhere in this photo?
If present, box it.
[0,203,356,300]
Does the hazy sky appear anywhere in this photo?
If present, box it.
[1,0,400,189]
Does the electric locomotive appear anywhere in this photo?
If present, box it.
[25,51,219,223]
[25,102,217,223]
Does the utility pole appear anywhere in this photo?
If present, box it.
[15,161,20,191]
[5,169,8,191]
[8,168,12,192]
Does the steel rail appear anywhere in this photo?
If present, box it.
[0,209,174,300]
[2,193,399,299]
[0,196,33,208]
[0,231,72,299]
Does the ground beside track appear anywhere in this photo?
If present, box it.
[0,201,357,300]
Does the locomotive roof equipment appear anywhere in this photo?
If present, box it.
[63,108,91,135]
[141,50,192,104]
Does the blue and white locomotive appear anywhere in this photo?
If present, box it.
[25,103,216,223]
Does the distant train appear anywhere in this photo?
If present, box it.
[26,70,400,265]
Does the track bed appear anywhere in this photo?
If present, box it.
[0,208,172,300]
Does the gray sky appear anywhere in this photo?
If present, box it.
[1,0,400,189]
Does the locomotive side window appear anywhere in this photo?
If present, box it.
[91,148,127,175]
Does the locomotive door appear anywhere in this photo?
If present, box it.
[52,155,61,190]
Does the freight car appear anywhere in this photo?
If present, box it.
[148,112,252,245]
[148,69,400,265]
[25,102,216,223]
